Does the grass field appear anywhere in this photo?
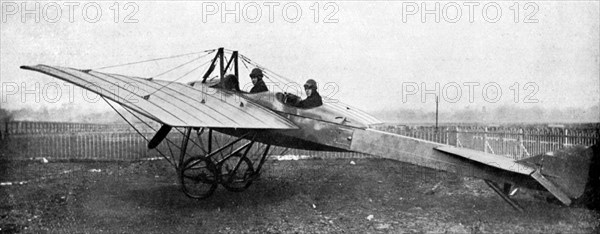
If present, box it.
[1,158,598,233]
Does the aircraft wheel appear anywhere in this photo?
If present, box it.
[180,156,218,199]
[219,155,255,192]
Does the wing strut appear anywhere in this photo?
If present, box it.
[202,47,224,83]
[200,48,239,87]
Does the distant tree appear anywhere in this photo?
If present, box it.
[0,108,13,140]
[0,108,12,122]
[451,107,479,123]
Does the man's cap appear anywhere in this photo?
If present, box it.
[304,79,317,89]
[250,68,263,78]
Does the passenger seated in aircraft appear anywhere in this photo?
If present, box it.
[285,79,323,108]
[219,74,240,91]
[249,68,268,93]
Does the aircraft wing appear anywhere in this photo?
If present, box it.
[21,64,298,129]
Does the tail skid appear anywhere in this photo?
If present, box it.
[484,180,524,212]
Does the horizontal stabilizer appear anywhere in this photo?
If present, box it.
[435,146,535,175]
[351,129,535,184]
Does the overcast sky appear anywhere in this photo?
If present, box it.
[1,1,598,114]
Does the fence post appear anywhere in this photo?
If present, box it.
[563,129,569,148]
[518,128,524,159]
[455,126,460,147]
[597,127,600,146]
[445,127,449,145]
[483,127,488,153]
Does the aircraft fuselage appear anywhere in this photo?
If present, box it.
[214,91,377,151]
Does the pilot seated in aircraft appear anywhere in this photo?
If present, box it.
[285,79,323,109]
[249,68,269,93]
[218,74,240,92]
[298,79,323,108]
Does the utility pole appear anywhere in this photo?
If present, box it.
[435,95,439,130]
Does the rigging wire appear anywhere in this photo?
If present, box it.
[239,55,288,83]
[239,55,250,70]
[118,104,204,164]
[239,54,296,83]
[221,53,233,74]
[144,58,214,98]
[238,54,300,92]
[101,97,175,167]
[223,53,229,69]
[94,50,214,70]
[172,127,207,153]
[164,136,176,161]
[151,51,215,79]
[245,53,380,119]
[196,128,209,155]
[238,52,370,113]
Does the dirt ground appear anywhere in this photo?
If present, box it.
[0,158,598,233]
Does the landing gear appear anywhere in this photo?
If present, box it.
[175,128,271,199]
[103,97,273,200]
[220,155,255,192]
[180,156,218,199]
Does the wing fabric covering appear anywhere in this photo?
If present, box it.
[21,65,297,129]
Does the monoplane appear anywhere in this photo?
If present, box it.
[21,48,598,211]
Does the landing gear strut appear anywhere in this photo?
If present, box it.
[103,98,273,200]
[177,128,271,199]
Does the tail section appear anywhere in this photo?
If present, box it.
[353,128,599,209]
[518,144,598,206]
[351,129,536,187]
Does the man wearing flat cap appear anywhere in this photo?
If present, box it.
[249,68,269,93]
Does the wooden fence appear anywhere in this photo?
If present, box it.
[374,124,599,160]
[0,121,368,161]
[0,121,598,161]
